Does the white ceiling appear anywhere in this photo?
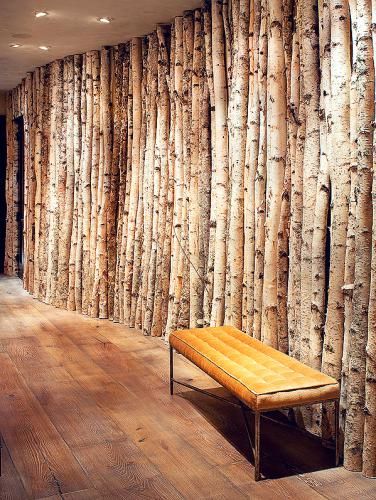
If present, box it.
[0,0,202,90]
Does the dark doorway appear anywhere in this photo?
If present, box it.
[0,116,6,273]
[15,116,24,279]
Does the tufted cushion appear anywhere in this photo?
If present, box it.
[169,325,339,411]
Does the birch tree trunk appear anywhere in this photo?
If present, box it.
[199,26,212,328]
[262,0,286,347]
[68,56,82,310]
[322,0,351,380]
[97,47,113,318]
[344,0,374,471]
[286,29,301,355]
[81,53,93,314]
[364,134,376,476]
[118,59,134,324]
[46,60,63,306]
[142,33,160,334]
[177,11,193,330]
[253,0,268,339]
[25,72,36,294]
[114,45,129,322]
[107,46,123,320]
[189,10,204,327]
[363,0,376,478]
[132,40,148,328]
[151,24,171,337]
[203,1,216,326]
[276,0,294,352]
[33,67,43,298]
[75,54,87,313]
[57,56,75,309]
[123,38,142,326]
[210,0,229,327]
[310,0,331,373]
[322,0,351,441]
[55,61,68,306]
[288,3,305,361]
[144,97,164,332]
[166,17,184,335]
[299,0,320,370]
[39,66,51,301]
[341,0,358,442]
[242,0,260,335]
[23,76,30,290]
[87,51,101,314]
[227,0,249,329]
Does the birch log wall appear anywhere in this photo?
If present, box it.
[3,0,376,478]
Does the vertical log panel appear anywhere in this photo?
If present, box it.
[81,52,94,314]
[363,0,376,478]
[344,0,374,472]
[210,0,229,326]
[46,60,63,305]
[150,26,171,336]
[262,0,286,346]
[57,56,75,308]
[123,38,142,325]
[189,10,204,327]
[166,18,184,335]
[253,0,268,339]
[67,56,82,310]
[227,0,249,329]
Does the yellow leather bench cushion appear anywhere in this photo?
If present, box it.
[169,325,340,411]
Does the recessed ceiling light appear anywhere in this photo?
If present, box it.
[10,43,22,48]
[39,45,50,51]
[35,11,48,18]
[98,17,112,23]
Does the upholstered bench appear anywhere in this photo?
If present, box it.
[169,325,340,481]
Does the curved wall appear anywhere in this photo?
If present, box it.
[4,0,376,476]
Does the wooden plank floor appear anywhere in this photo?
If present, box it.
[0,276,374,499]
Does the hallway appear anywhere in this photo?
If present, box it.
[0,276,373,499]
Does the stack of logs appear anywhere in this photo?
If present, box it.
[4,0,376,477]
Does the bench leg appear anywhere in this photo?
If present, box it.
[335,399,340,467]
[169,345,174,396]
[240,405,261,481]
[254,411,261,481]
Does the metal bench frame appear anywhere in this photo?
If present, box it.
[169,345,340,481]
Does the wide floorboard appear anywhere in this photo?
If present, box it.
[0,276,374,499]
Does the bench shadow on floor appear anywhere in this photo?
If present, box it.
[177,386,336,480]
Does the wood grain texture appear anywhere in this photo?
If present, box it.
[0,352,89,498]
[0,276,373,499]
[0,440,29,499]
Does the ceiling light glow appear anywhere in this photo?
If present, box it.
[39,45,50,51]
[98,17,111,23]
[10,43,22,48]
[35,12,48,18]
